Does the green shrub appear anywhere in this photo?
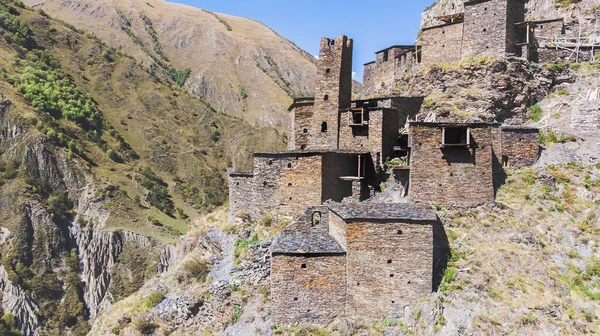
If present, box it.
[529,103,543,121]
[135,320,158,335]
[143,291,166,309]
[46,191,73,219]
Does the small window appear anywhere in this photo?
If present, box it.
[288,183,292,187]
[303,128,308,134]
[442,127,470,146]
[483,28,487,32]
[330,39,335,46]
[301,264,307,269]
[263,181,268,186]
[321,122,328,133]
[287,163,292,168]
[293,297,298,301]
[236,182,239,186]
[323,94,329,101]
[312,211,321,226]
[390,274,394,278]
[397,230,403,235]
[383,50,389,62]
[484,7,488,10]
[268,159,273,165]
[540,25,545,29]
[326,68,331,73]
[387,259,392,264]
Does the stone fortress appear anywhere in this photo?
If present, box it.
[228,0,546,326]
[363,0,600,96]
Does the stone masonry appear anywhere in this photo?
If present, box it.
[229,34,541,327]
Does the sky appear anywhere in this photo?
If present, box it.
[168,0,435,82]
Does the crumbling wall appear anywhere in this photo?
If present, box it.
[271,254,346,325]
[322,154,359,202]
[228,173,254,221]
[421,22,464,66]
[409,124,495,204]
[345,220,433,321]
[501,127,540,167]
[328,211,347,250]
[362,47,418,96]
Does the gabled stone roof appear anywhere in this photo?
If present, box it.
[326,203,437,222]
[271,222,344,255]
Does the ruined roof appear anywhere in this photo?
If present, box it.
[375,45,416,55]
[364,61,376,66]
[327,203,437,222]
[271,225,345,255]
[254,150,369,157]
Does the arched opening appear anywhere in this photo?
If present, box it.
[323,94,329,101]
[321,122,328,133]
[312,211,321,226]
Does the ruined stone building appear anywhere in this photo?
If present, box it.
[363,0,599,96]
[228,34,540,325]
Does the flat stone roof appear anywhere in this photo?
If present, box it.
[271,225,345,255]
[287,97,315,111]
[421,20,463,32]
[501,126,539,132]
[327,203,437,222]
[530,18,564,24]
[409,121,500,128]
[228,172,253,177]
[254,150,369,157]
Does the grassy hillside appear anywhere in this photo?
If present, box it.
[0,0,285,242]
[22,0,318,129]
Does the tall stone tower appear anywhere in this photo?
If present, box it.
[462,0,525,58]
[308,35,353,151]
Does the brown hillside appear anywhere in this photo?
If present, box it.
[24,0,318,128]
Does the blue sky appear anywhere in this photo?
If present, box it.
[168,0,434,82]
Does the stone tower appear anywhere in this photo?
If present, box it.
[462,0,525,58]
[308,35,353,151]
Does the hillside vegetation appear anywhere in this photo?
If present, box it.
[0,1,285,334]
[22,0,318,129]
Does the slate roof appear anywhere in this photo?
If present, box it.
[271,223,344,255]
[326,203,437,222]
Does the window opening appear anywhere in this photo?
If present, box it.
[502,155,509,167]
[387,259,392,264]
[324,94,329,101]
[349,108,367,126]
[287,163,292,168]
[293,297,298,301]
[397,230,403,235]
[312,211,321,226]
[301,145,307,150]
[442,127,470,146]
[301,264,307,269]
[268,159,273,165]
[321,122,328,133]
[383,50,389,62]
[303,128,308,134]
[390,274,394,278]
[326,68,331,73]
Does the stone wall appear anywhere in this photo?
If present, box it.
[271,254,346,325]
[571,100,600,133]
[345,220,433,321]
[533,19,564,43]
[409,123,495,205]
[463,0,508,58]
[501,127,540,167]
[328,211,347,250]
[289,102,314,151]
[505,0,526,55]
[338,109,384,158]
[421,22,464,67]
[309,36,353,151]
[362,47,417,96]
[538,47,599,63]
[228,173,254,221]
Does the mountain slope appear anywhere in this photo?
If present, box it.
[0,1,285,334]
[23,0,318,128]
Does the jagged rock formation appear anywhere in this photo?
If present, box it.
[22,0,318,129]
[0,266,41,336]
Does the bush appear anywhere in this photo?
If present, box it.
[182,257,210,282]
[143,291,166,309]
[46,191,73,219]
[529,103,543,121]
[135,320,158,335]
